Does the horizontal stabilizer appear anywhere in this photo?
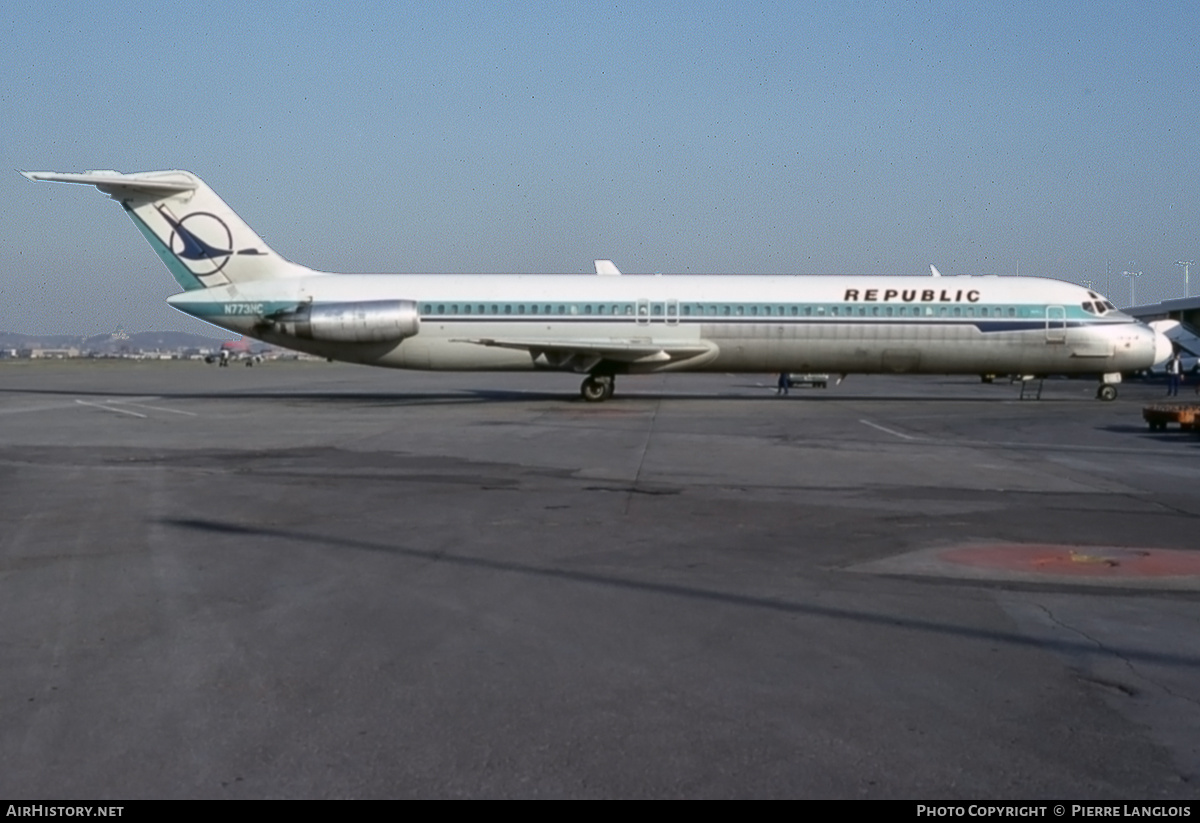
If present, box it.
[21,170,196,198]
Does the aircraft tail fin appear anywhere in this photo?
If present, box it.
[22,170,309,291]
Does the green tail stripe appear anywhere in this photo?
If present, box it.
[124,206,207,291]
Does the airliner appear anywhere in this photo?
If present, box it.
[23,169,1170,401]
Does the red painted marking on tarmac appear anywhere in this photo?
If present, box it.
[938,544,1200,578]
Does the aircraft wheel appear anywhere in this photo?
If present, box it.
[580,376,614,402]
[1097,384,1118,402]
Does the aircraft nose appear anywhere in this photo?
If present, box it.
[1154,329,1174,366]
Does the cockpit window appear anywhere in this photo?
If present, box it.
[1082,300,1116,316]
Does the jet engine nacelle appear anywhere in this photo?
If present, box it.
[270,300,420,343]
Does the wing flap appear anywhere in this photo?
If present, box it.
[453,336,717,369]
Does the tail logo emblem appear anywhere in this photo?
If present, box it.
[157,205,233,276]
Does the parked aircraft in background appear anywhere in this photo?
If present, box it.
[1151,320,1200,357]
[23,170,1171,401]
[1146,320,1200,376]
[205,337,264,366]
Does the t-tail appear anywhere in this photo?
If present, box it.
[20,170,310,290]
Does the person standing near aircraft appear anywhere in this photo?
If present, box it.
[776,373,789,396]
[1166,350,1183,396]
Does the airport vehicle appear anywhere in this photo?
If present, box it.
[23,169,1171,401]
[784,373,830,389]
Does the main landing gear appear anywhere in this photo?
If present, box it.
[580,374,615,402]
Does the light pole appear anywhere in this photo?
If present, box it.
[1177,261,1194,299]
[1122,270,1142,307]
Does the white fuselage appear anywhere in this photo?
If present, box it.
[168,272,1162,377]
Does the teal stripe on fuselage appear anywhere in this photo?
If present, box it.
[171,294,1131,335]
[171,300,298,318]
[411,299,1122,324]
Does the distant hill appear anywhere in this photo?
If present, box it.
[0,330,234,352]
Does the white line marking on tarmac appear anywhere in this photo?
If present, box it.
[110,400,198,416]
[0,402,83,416]
[74,399,146,418]
[859,419,920,440]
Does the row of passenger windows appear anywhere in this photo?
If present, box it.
[420,303,1030,318]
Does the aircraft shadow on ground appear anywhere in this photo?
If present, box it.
[162,515,1200,671]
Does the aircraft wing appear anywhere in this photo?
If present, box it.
[453,336,718,371]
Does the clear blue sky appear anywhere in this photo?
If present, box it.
[2,1,1197,334]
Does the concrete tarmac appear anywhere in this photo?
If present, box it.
[1,360,1198,798]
